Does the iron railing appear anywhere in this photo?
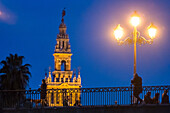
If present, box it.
[0,85,169,108]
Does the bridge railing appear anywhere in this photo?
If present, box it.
[81,86,132,106]
[0,85,169,108]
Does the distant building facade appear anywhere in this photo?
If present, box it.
[45,10,81,106]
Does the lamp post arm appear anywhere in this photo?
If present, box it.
[137,36,153,45]
[117,37,133,45]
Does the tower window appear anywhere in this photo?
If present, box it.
[62,41,64,49]
[61,78,63,82]
[62,30,64,34]
[56,92,60,104]
[51,92,54,104]
[65,78,68,82]
[59,41,61,48]
[75,94,78,102]
[70,94,72,104]
[56,78,59,82]
[61,60,66,71]
[66,41,69,49]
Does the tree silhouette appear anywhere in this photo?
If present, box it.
[0,54,31,107]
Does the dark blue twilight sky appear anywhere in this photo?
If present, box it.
[0,0,170,89]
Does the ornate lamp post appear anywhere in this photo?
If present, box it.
[114,11,157,76]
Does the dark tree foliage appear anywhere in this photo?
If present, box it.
[0,54,31,107]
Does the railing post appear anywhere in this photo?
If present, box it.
[29,88,32,108]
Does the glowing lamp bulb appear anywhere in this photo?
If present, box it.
[131,11,140,27]
[114,24,123,40]
[148,23,157,39]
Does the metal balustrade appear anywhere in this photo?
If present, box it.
[0,85,169,108]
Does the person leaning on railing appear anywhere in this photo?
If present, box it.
[131,73,143,104]
[152,93,160,104]
[144,91,152,104]
[144,91,169,104]
[161,90,169,104]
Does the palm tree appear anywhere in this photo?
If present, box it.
[0,54,31,90]
[0,54,31,107]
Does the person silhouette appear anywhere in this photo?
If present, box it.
[152,93,160,104]
[144,91,152,104]
[131,73,143,104]
[40,79,47,106]
[161,90,169,104]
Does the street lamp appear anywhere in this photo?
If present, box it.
[130,11,140,27]
[114,24,123,40]
[114,11,157,76]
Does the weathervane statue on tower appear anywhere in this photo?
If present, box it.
[61,8,66,23]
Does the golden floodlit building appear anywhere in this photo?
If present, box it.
[45,10,81,106]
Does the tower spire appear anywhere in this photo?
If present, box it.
[77,67,81,83]
[73,68,76,82]
[78,67,80,76]
[73,68,76,77]
[55,8,71,53]
[48,66,52,82]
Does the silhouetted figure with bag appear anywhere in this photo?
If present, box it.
[40,79,47,106]
[131,73,143,104]
[144,91,152,104]
[152,93,160,104]
[161,90,169,104]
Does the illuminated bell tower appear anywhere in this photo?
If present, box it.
[46,9,81,106]
[53,10,73,82]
